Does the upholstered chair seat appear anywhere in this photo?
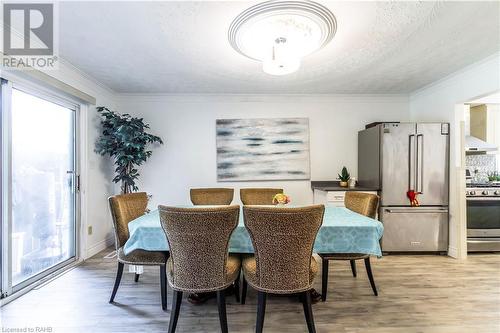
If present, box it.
[319,191,380,302]
[190,188,234,205]
[166,254,241,293]
[242,255,319,292]
[240,188,283,205]
[117,248,168,265]
[108,192,169,311]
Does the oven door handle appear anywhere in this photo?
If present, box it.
[466,197,500,201]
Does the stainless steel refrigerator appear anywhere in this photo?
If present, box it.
[358,123,450,252]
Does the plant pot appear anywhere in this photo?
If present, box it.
[339,181,349,187]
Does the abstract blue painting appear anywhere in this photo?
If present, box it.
[216,118,310,181]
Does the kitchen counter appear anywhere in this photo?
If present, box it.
[311,181,380,192]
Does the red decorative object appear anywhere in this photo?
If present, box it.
[407,190,421,207]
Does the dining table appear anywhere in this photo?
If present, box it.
[123,206,384,257]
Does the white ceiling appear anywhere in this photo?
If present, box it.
[59,1,500,94]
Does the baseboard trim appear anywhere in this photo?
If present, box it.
[85,236,114,259]
[448,246,458,258]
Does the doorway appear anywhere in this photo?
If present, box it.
[1,81,79,297]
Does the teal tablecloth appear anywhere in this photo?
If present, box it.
[123,206,384,257]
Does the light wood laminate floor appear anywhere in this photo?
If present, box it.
[1,250,499,333]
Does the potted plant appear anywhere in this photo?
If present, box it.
[488,171,500,183]
[338,166,350,187]
[95,107,163,194]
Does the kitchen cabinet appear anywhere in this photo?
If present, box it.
[313,189,378,207]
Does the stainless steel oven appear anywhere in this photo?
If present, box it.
[466,185,500,252]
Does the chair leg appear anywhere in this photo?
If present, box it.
[168,290,183,333]
[160,265,168,311]
[301,291,316,333]
[364,257,378,296]
[109,262,124,303]
[134,273,140,282]
[234,269,241,303]
[350,260,357,277]
[217,290,228,333]
[241,277,248,305]
[256,291,267,333]
[321,258,329,302]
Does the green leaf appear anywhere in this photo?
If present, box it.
[94,106,164,193]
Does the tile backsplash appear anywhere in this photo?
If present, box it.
[466,154,497,183]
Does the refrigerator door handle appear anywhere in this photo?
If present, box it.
[384,208,449,214]
[417,134,424,193]
[408,134,416,190]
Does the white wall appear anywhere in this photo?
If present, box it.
[486,105,500,172]
[410,54,500,120]
[118,94,409,208]
[409,53,500,258]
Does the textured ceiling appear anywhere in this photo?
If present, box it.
[59,1,500,94]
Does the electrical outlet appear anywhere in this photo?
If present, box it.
[88,225,93,235]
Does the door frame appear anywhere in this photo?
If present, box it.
[1,79,82,298]
[1,79,13,298]
[454,104,468,259]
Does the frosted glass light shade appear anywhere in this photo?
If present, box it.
[229,0,336,76]
[263,56,300,75]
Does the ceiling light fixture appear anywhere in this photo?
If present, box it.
[228,0,336,76]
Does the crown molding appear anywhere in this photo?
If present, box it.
[117,93,409,104]
[410,52,500,99]
[57,57,117,96]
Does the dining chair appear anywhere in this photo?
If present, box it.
[319,191,380,302]
[240,188,283,205]
[108,192,169,310]
[241,205,325,333]
[159,205,241,333]
[190,188,234,205]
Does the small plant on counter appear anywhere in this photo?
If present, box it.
[488,171,500,182]
[273,193,291,205]
[338,166,351,187]
[94,106,164,194]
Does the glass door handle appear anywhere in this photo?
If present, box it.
[66,171,80,192]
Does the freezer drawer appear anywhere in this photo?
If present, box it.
[380,207,448,252]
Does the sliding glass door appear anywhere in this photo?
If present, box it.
[1,81,78,296]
